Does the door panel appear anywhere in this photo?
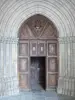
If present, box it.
[19,74,29,89]
[48,74,57,87]
[47,42,57,56]
[30,41,37,56]
[48,58,57,72]
[19,42,29,56]
[19,58,28,72]
[37,41,46,56]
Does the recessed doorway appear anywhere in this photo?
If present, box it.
[18,14,58,91]
[30,57,46,91]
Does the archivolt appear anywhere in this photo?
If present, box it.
[0,0,75,37]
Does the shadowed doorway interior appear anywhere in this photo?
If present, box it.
[30,57,46,91]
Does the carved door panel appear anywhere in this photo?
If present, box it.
[18,41,29,90]
[30,40,37,56]
[19,41,29,56]
[19,74,29,89]
[19,58,29,90]
[47,41,58,89]
[48,58,57,72]
[47,42,57,56]
[37,40,46,56]
[48,74,57,87]
[19,58,28,72]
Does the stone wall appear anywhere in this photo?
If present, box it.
[0,0,75,97]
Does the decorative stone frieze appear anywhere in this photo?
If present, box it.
[0,37,19,44]
[58,36,75,44]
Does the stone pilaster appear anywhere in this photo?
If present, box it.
[0,37,19,96]
[57,36,75,96]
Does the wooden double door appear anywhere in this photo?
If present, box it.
[18,40,58,91]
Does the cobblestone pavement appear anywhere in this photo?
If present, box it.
[0,91,75,100]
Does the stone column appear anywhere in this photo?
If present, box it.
[0,37,19,96]
[57,36,75,96]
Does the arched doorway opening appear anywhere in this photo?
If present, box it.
[18,14,58,91]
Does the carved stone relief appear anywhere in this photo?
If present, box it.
[19,15,57,39]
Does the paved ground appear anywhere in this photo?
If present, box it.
[0,91,75,100]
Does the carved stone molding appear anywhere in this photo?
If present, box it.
[0,37,19,44]
[58,36,75,43]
